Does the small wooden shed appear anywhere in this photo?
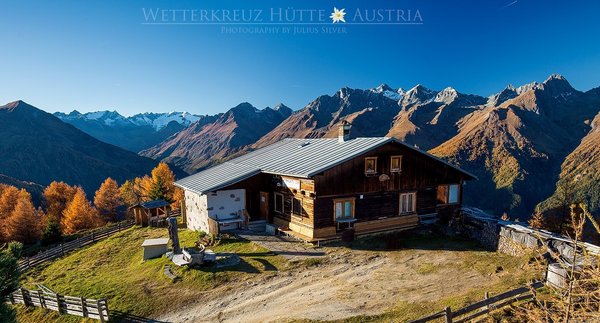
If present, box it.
[130,200,170,227]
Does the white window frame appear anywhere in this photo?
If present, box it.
[399,192,416,214]
[274,192,284,213]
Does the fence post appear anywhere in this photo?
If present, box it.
[92,231,95,242]
[27,257,31,269]
[60,244,64,256]
[444,306,452,323]
[20,288,27,306]
[8,292,14,304]
[485,291,490,311]
[38,290,45,309]
[118,221,121,232]
[97,299,106,323]
[80,297,88,318]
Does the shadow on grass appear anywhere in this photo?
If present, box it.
[111,310,171,323]
[252,257,277,271]
[338,229,486,253]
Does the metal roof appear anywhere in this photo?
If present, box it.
[137,199,170,209]
[175,137,477,194]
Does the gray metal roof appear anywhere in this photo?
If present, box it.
[175,137,476,194]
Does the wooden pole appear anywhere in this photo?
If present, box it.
[38,290,45,309]
[97,299,106,323]
[485,291,490,311]
[92,231,95,242]
[20,288,27,306]
[80,297,87,318]
[444,306,452,323]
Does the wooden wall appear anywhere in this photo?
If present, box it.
[312,141,469,229]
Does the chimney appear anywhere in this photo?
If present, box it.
[338,120,352,142]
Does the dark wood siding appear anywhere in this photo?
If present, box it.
[312,141,468,228]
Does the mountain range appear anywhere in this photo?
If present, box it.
[54,110,204,152]
[4,73,599,218]
[0,101,179,194]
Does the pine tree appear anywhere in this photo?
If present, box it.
[5,189,41,244]
[43,181,77,222]
[94,178,122,222]
[41,218,62,245]
[147,177,167,201]
[61,187,103,235]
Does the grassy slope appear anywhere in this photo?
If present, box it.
[15,226,287,322]
[14,228,539,323]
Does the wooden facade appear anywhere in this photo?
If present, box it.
[213,141,470,241]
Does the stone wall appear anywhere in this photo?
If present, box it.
[456,207,600,259]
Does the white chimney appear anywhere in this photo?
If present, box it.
[338,120,352,142]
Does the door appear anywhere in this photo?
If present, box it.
[259,191,269,220]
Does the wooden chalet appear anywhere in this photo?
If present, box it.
[175,123,476,242]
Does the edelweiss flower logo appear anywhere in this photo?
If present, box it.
[330,7,346,23]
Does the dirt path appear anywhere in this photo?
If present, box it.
[158,248,503,323]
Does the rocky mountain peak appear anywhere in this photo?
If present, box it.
[434,87,459,104]
[402,84,437,106]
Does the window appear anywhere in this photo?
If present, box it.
[390,156,402,173]
[437,184,460,204]
[274,193,283,213]
[292,198,302,216]
[333,198,355,219]
[399,192,416,214]
[284,196,292,214]
[365,157,378,175]
[448,184,460,204]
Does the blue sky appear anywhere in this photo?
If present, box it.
[1,0,599,115]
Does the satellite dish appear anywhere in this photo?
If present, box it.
[379,174,390,182]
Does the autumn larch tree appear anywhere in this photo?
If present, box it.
[0,185,20,243]
[43,181,77,223]
[528,207,546,230]
[61,187,103,235]
[150,162,176,202]
[4,189,41,244]
[119,179,142,207]
[94,178,123,222]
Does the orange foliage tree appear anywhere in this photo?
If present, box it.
[43,181,77,222]
[0,185,21,243]
[4,189,41,244]
[61,187,103,235]
[94,178,123,222]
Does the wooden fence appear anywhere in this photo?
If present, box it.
[8,288,109,322]
[18,220,134,272]
[409,281,544,323]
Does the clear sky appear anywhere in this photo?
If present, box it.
[1,0,599,115]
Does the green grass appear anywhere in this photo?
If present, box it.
[15,226,288,322]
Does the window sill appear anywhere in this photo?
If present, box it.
[335,218,357,223]
[398,211,416,216]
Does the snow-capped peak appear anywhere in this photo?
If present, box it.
[434,87,459,104]
[129,111,201,130]
[370,84,405,101]
[402,84,437,106]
